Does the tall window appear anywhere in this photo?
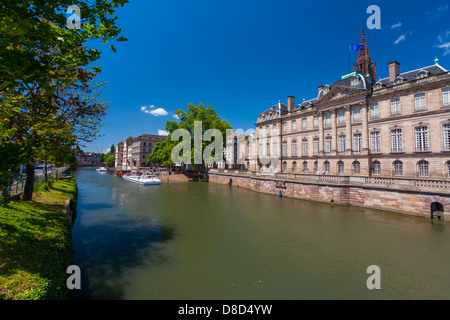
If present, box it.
[414,93,426,111]
[444,88,450,106]
[325,137,332,153]
[313,138,319,155]
[373,161,381,175]
[313,116,319,128]
[391,98,401,115]
[338,110,345,124]
[272,124,277,135]
[353,107,361,122]
[283,122,287,133]
[314,161,318,172]
[325,113,332,126]
[370,103,379,118]
[265,126,269,136]
[353,161,360,174]
[302,118,307,129]
[324,161,330,172]
[415,126,429,152]
[391,129,403,152]
[393,160,403,176]
[444,124,450,151]
[418,160,429,177]
[266,143,270,157]
[292,140,297,156]
[283,161,287,171]
[303,161,308,172]
[272,141,278,157]
[292,161,297,172]
[337,161,344,174]
[292,120,297,132]
[371,131,381,153]
[447,162,450,177]
[282,140,288,156]
[339,135,346,152]
[302,139,308,156]
[354,133,362,153]
[259,143,263,157]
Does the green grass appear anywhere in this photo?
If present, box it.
[0,178,77,300]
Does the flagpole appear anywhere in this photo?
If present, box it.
[348,44,351,72]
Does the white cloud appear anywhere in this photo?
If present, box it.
[427,5,448,18]
[394,34,406,45]
[158,130,169,136]
[172,114,180,119]
[140,105,169,116]
[391,22,402,29]
[437,31,450,56]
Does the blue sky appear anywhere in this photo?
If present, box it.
[84,0,450,153]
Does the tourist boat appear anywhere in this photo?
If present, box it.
[122,174,161,185]
[96,167,108,172]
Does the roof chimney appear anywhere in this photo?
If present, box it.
[388,61,400,81]
[318,86,324,95]
[287,96,295,112]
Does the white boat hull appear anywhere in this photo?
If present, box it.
[122,175,161,185]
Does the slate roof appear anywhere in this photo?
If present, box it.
[375,64,447,87]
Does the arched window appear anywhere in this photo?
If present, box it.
[418,160,429,177]
[266,143,270,157]
[314,161,318,173]
[337,161,344,174]
[393,160,403,176]
[303,161,308,173]
[323,161,330,173]
[283,161,287,172]
[373,161,381,175]
[292,161,297,172]
[353,161,360,174]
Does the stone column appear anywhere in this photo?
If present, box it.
[361,102,370,155]
[318,111,324,156]
[331,109,337,155]
[345,105,352,155]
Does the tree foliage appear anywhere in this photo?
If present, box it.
[0,0,128,201]
[148,103,233,170]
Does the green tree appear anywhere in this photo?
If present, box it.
[149,103,232,171]
[1,1,127,200]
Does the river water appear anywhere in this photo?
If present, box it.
[72,168,450,299]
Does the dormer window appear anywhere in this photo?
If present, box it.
[373,82,384,90]
[393,76,404,86]
[322,85,329,95]
[350,76,361,86]
[416,70,429,79]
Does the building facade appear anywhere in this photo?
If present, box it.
[253,29,450,179]
[115,134,167,170]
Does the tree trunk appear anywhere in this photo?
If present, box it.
[44,160,48,182]
[23,164,35,201]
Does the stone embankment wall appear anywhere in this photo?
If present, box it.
[208,173,450,221]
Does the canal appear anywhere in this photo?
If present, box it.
[72,168,450,299]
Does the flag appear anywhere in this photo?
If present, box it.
[350,44,365,52]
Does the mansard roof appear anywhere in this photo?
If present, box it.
[376,64,447,86]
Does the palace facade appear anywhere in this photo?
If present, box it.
[251,29,450,179]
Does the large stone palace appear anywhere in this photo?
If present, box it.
[250,28,450,179]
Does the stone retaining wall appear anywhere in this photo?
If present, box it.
[208,173,450,221]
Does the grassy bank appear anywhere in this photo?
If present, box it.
[0,178,77,300]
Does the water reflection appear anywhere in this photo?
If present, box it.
[72,168,450,300]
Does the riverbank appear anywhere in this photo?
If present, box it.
[208,171,450,221]
[0,177,77,300]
